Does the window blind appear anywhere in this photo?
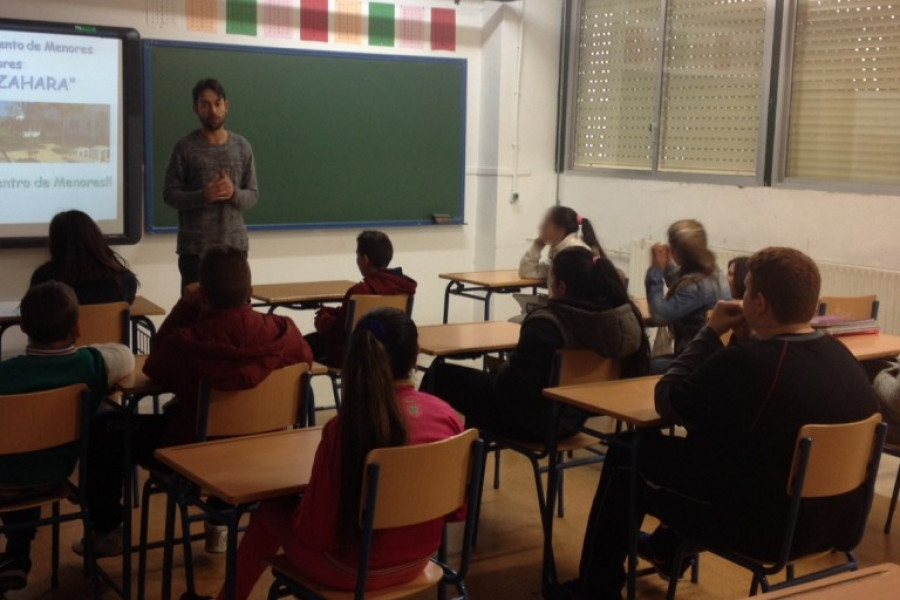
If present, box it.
[787,0,900,184]
[658,0,768,175]
[572,0,662,170]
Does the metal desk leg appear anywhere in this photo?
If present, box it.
[160,486,178,600]
[541,402,564,589]
[442,280,456,324]
[223,506,249,600]
[484,290,494,321]
[626,433,642,600]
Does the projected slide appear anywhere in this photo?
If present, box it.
[0,25,128,240]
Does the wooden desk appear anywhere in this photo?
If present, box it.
[417,321,521,357]
[251,280,356,314]
[439,269,544,322]
[746,563,900,599]
[131,296,167,318]
[155,428,323,600]
[116,355,165,399]
[155,428,322,506]
[839,333,900,361]
[544,376,664,428]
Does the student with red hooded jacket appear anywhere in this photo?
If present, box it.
[308,231,417,367]
[81,247,312,559]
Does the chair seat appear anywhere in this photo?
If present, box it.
[268,554,443,600]
[487,432,602,455]
[0,482,75,512]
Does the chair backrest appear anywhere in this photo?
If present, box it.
[78,301,130,346]
[0,384,88,455]
[346,294,413,332]
[363,429,479,530]
[550,349,621,387]
[818,295,879,321]
[790,413,884,499]
[198,363,310,439]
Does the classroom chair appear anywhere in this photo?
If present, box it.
[0,384,100,598]
[818,295,880,321]
[662,414,886,599]
[882,442,900,534]
[313,294,414,422]
[78,301,131,346]
[477,350,617,546]
[136,363,312,600]
[266,429,484,600]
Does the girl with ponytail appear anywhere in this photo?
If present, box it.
[426,247,649,443]
[519,205,607,281]
[210,309,463,600]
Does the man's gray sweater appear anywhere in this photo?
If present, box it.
[163,130,258,255]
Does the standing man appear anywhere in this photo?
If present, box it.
[164,78,258,293]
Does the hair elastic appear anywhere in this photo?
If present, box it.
[357,318,388,342]
[576,215,584,226]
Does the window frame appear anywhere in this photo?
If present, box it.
[771,0,900,196]
[561,0,781,187]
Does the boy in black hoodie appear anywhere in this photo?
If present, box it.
[423,248,649,442]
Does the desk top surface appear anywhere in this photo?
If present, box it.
[251,280,356,304]
[439,270,544,289]
[544,376,664,427]
[745,563,900,599]
[155,428,323,506]
[0,295,165,325]
[417,321,521,357]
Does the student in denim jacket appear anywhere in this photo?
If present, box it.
[646,219,729,373]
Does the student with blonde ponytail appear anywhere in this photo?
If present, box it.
[202,309,463,600]
[519,206,606,281]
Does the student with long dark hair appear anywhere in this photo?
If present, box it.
[31,210,138,304]
[428,247,649,442]
[519,206,606,281]
[200,309,463,600]
[727,256,750,300]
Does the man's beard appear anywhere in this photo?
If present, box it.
[201,117,225,131]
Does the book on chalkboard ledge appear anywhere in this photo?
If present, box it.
[810,315,881,337]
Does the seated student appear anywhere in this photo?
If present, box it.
[550,248,880,600]
[191,308,464,600]
[425,248,649,443]
[874,363,900,445]
[519,206,606,281]
[727,256,750,300]
[31,210,139,305]
[647,219,729,370]
[83,246,312,557]
[309,230,417,367]
[0,282,134,593]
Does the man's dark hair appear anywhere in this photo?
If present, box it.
[200,246,251,309]
[192,78,227,105]
[21,281,79,345]
[356,230,393,270]
[747,247,821,324]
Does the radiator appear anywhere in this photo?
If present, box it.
[627,240,900,335]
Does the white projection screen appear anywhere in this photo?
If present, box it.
[0,19,142,247]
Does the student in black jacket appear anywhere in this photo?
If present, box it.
[31,210,138,304]
[550,247,880,600]
[423,248,649,442]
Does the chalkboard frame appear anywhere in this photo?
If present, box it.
[143,39,467,233]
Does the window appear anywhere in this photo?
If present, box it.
[570,0,772,180]
[782,0,900,186]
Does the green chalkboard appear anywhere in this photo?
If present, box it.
[144,40,466,231]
